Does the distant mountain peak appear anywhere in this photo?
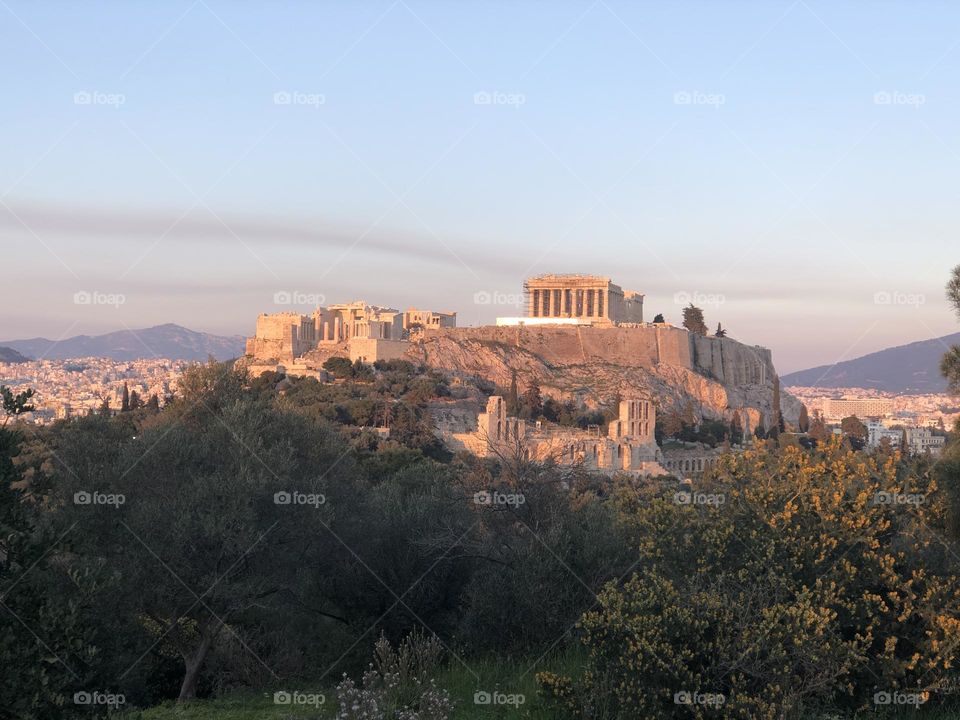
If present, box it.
[782,332,960,393]
[0,324,246,362]
[0,346,30,363]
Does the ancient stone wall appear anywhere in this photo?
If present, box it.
[411,324,797,430]
[419,324,773,383]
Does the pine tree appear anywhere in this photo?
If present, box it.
[798,405,810,433]
[121,382,130,412]
[772,378,783,432]
[943,264,960,393]
[507,370,520,416]
[754,412,766,440]
[682,304,708,336]
[653,313,665,323]
[730,410,744,445]
[129,389,141,410]
[521,379,543,420]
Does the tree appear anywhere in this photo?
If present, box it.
[653,313,665,324]
[809,413,831,444]
[520,379,543,420]
[798,404,810,433]
[352,357,374,381]
[729,411,744,445]
[841,415,868,450]
[129,389,141,411]
[714,322,726,338]
[98,396,111,417]
[943,264,960,394]
[681,304,708,336]
[750,411,766,440]
[772,378,784,433]
[1,387,94,718]
[507,370,520,416]
[323,356,353,379]
[0,386,34,422]
[48,363,355,701]
[146,393,161,413]
[121,382,130,412]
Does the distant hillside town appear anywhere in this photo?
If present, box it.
[788,385,957,456]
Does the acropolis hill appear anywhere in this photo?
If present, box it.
[241,274,799,439]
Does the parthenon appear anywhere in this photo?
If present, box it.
[523,274,644,325]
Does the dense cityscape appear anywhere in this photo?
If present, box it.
[0,357,183,423]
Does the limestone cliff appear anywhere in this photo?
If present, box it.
[405,325,800,432]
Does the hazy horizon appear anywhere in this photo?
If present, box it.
[4,1,960,375]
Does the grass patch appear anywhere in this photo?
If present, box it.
[120,651,583,720]
[118,651,960,720]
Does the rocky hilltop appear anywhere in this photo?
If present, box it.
[406,325,799,432]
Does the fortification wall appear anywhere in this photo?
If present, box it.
[411,324,795,429]
[421,325,771,384]
[426,325,691,368]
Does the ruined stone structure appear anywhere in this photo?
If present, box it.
[245,312,317,361]
[523,274,644,325]
[453,395,668,477]
[661,446,723,476]
[245,301,455,365]
[315,302,403,343]
[403,308,457,331]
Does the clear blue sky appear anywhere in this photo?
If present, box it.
[2,0,959,373]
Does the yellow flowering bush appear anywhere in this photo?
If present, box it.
[543,438,960,718]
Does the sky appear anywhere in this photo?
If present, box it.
[2,0,959,374]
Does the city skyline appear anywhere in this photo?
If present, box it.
[4,1,960,374]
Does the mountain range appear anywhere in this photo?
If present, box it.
[782,332,960,393]
[1,324,246,362]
